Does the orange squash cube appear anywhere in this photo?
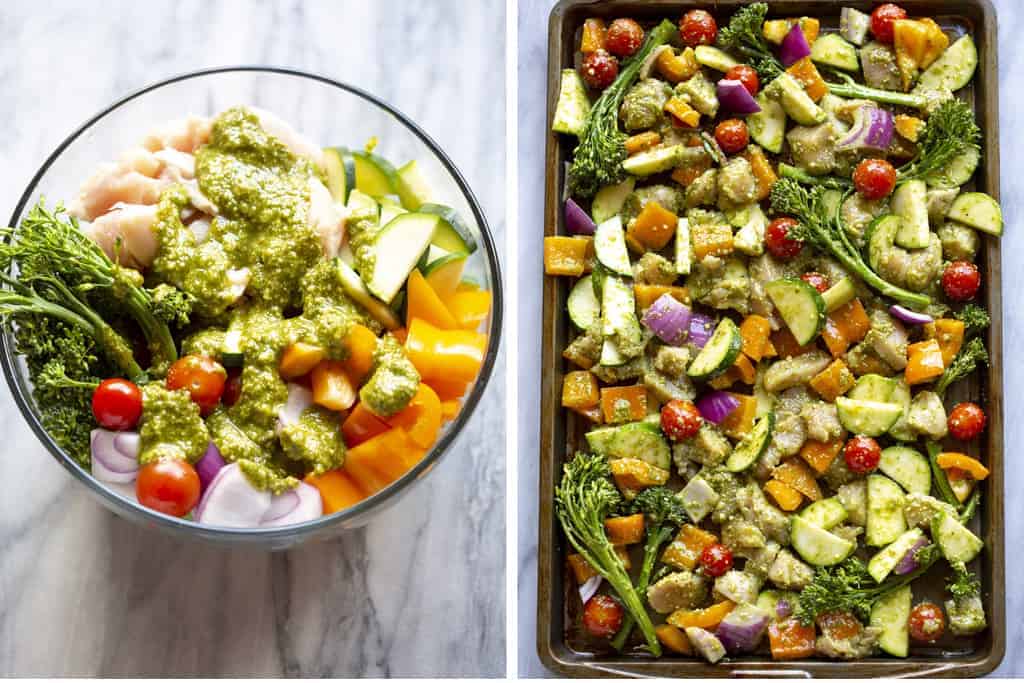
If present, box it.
[544,236,589,276]
[562,370,600,410]
[600,385,647,424]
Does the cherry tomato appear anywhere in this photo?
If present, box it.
[725,64,760,96]
[765,217,804,260]
[801,271,831,293]
[166,354,227,416]
[580,49,619,89]
[714,119,750,155]
[700,543,733,577]
[870,3,907,44]
[942,261,981,301]
[680,9,717,47]
[948,401,987,441]
[852,158,897,200]
[908,602,946,643]
[661,399,702,441]
[817,611,863,640]
[222,367,243,408]
[92,378,143,431]
[844,435,882,474]
[605,18,644,57]
[136,459,201,517]
[582,594,624,638]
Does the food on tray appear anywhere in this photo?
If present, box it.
[3,106,491,526]
[547,2,995,661]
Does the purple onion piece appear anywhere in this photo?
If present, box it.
[780,23,811,67]
[688,312,716,349]
[641,293,693,345]
[889,304,933,325]
[776,599,793,619]
[894,537,931,575]
[717,79,762,115]
[565,198,596,236]
[695,390,741,424]
[195,442,226,492]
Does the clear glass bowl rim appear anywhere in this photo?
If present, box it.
[0,65,504,543]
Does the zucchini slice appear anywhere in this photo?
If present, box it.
[947,191,1003,236]
[725,413,774,472]
[687,318,742,381]
[878,445,931,495]
[932,511,984,563]
[567,275,601,330]
[765,278,826,345]
[322,147,356,203]
[419,203,479,254]
[352,150,400,197]
[870,586,911,657]
[593,215,633,277]
[866,474,907,547]
[791,516,856,567]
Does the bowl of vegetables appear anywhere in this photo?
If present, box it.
[0,67,502,548]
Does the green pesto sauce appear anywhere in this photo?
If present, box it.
[181,328,226,358]
[359,335,419,417]
[196,107,323,310]
[138,384,209,465]
[279,406,346,476]
[345,192,382,281]
[238,459,299,495]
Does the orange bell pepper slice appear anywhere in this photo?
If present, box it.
[906,339,945,385]
[342,324,378,384]
[305,470,366,514]
[740,314,772,362]
[772,459,822,501]
[580,17,606,53]
[407,268,457,330]
[344,426,425,494]
[279,342,326,380]
[428,376,471,401]
[765,479,804,511]
[604,513,646,545]
[667,601,736,630]
[311,360,357,411]
[405,317,487,384]
[599,385,647,424]
[656,624,693,655]
[341,402,391,446]
[769,619,816,660]
[625,131,662,156]
[440,399,460,423]
[936,452,990,481]
[445,289,492,331]
[799,439,844,475]
[385,383,442,449]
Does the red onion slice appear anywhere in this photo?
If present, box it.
[717,79,762,115]
[578,575,602,604]
[641,293,693,345]
[893,537,931,575]
[688,312,716,349]
[780,24,811,66]
[565,198,596,236]
[195,442,226,492]
[90,428,139,482]
[194,463,272,527]
[889,304,933,325]
[837,105,894,152]
[696,391,741,424]
[260,482,323,526]
[277,383,314,431]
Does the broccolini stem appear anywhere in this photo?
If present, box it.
[960,489,980,524]
[779,163,854,189]
[610,525,672,652]
[926,441,962,510]
[823,70,928,109]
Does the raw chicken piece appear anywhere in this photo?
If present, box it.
[84,203,159,269]
[142,115,212,154]
[250,107,324,167]
[160,164,217,215]
[119,146,163,177]
[68,163,167,221]
[307,178,347,258]
[153,148,196,178]
[226,268,251,300]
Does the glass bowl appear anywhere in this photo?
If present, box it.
[0,67,503,549]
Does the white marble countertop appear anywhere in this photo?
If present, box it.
[517,0,1020,676]
[0,0,506,677]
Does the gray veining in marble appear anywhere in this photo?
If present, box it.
[518,0,1019,676]
[0,0,506,677]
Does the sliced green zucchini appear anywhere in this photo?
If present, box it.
[608,421,672,470]
[867,528,925,583]
[419,203,479,254]
[725,413,774,472]
[836,397,903,437]
[322,147,356,203]
[353,150,399,197]
[363,212,439,303]
[866,474,907,547]
[791,516,856,567]
[594,215,633,277]
[947,191,1003,236]
[926,145,980,189]
[336,259,402,330]
[811,33,860,72]
[747,92,787,154]
[870,585,911,657]
[799,497,848,531]
[848,374,899,403]
[821,276,856,313]
[621,144,686,177]
[879,445,931,495]
[568,275,601,330]
[913,35,977,95]
[694,45,739,71]
[591,178,635,224]
[423,251,468,300]
[551,68,592,136]
[687,318,741,381]
[892,180,930,249]
[932,511,984,563]
[395,159,433,210]
[765,278,826,345]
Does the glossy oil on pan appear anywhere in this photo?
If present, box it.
[537,1,1003,676]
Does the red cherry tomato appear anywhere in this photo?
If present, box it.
[580,49,619,89]
[870,3,907,44]
[714,119,750,155]
[948,401,987,441]
[136,459,201,517]
[680,9,717,47]
[92,378,143,431]
[942,261,981,301]
[166,354,227,416]
[582,594,624,638]
[853,158,897,200]
[222,367,243,408]
[844,435,882,474]
[765,217,804,260]
[661,399,702,441]
[908,602,946,643]
[605,18,644,57]
[725,64,760,96]
[700,543,734,577]
[801,271,831,293]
